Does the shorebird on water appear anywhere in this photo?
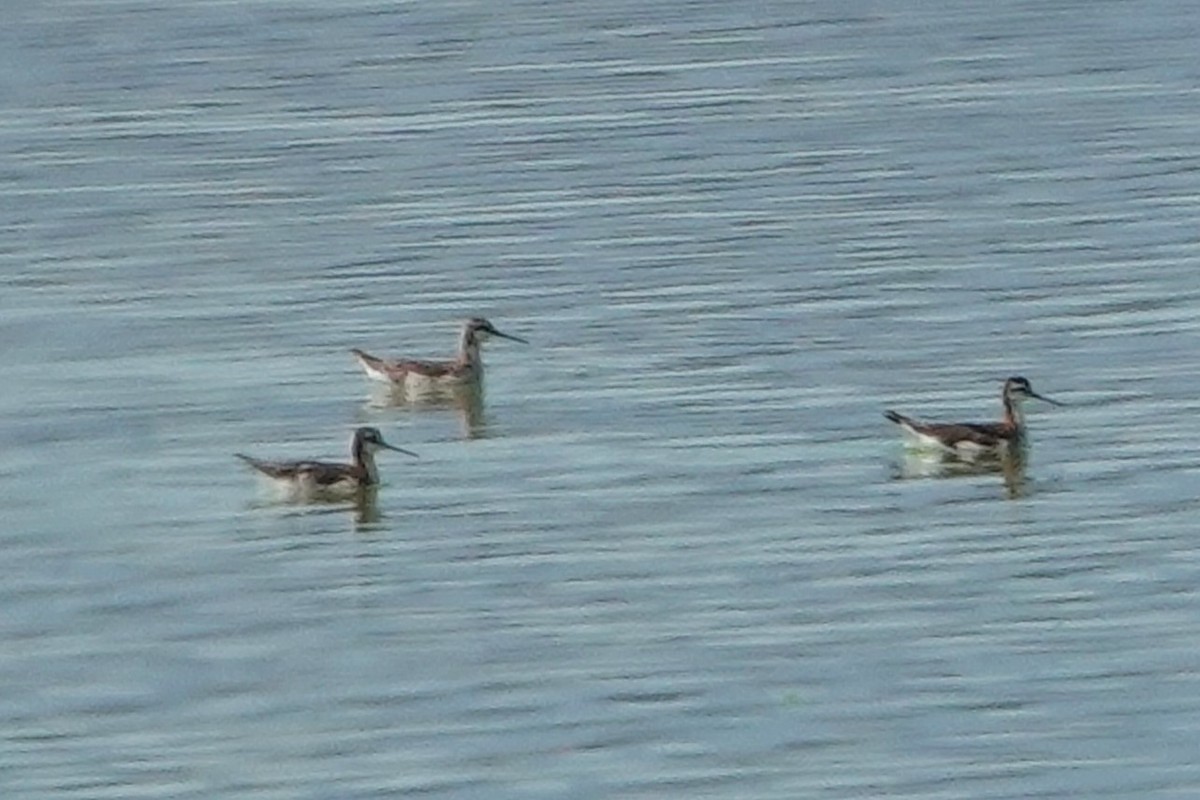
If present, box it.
[351,317,527,390]
[236,426,417,500]
[884,376,1062,459]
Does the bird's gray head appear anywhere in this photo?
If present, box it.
[464,317,528,345]
[357,427,387,448]
[1004,376,1062,407]
[355,427,419,457]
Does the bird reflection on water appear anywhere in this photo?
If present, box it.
[245,486,386,530]
[891,445,1029,499]
[364,380,489,440]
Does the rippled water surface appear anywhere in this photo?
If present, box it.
[4,1,1200,797]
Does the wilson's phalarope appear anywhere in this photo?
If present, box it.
[351,317,528,388]
[236,426,417,499]
[884,376,1062,458]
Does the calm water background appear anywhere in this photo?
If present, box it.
[3,1,1200,797]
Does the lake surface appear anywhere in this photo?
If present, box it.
[3,1,1200,797]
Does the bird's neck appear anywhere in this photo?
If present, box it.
[352,440,380,484]
[361,452,380,485]
[1002,396,1025,429]
[457,330,482,366]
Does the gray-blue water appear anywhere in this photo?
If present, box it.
[4,1,1200,797]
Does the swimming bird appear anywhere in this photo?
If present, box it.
[351,317,527,388]
[884,376,1062,458]
[235,426,417,499]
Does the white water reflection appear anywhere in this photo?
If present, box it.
[362,381,490,440]
[891,446,1030,499]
